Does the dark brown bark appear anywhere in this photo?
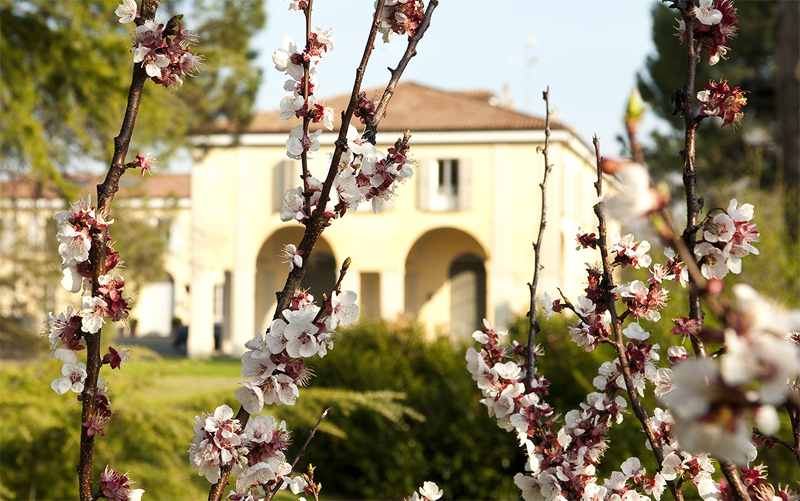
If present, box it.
[78,2,158,498]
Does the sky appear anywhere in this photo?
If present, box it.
[251,0,669,151]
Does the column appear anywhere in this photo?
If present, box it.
[188,269,215,358]
[491,144,514,326]
[229,263,256,357]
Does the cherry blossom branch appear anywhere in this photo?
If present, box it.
[211,4,435,497]
[364,0,439,143]
[78,3,158,499]
[668,4,751,498]
[752,426,800,466]
[525,88,553,388]
[675,1,707,359]
[593,136,684,501]
[301,0,314,211]
[264,408,331,501]
[265,0,387,329]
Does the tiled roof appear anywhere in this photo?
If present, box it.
[223,82,562,134]
[0,174,190,200]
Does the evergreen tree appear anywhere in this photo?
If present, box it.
[637,1,783,192]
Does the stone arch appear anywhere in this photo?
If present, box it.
[255,227,336,333]
[403,228,488,339]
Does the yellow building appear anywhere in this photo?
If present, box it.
[188,82,606,358]
[0,174,192,342]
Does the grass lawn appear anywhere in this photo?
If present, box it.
[0,348,314,500]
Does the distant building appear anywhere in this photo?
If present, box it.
[1,83,613,358]
[0,174,191,340]
[188,82,608,358]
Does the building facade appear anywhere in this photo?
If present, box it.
[188,82,607,357]
[0,174,191,341]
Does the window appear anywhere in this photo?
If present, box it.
[438,159,459,197]
[418,158,471,212]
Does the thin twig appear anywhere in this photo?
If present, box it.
[753,427,800,463]
[264,408,331,501]
[525,87,553,388]
[364,0,439,143]
[301,0,315,212]
[786,399,800,469]
[313,258,351,323]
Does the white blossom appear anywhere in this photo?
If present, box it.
[51,361,87,394]
[81,295,107,334]
[115,0,137,23]
[326,290,359,329]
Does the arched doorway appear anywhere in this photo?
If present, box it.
[255,227,336,333]
[404,228,487,339]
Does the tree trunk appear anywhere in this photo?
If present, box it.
[775,0,800,240]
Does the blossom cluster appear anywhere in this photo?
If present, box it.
[503,212,800,500]
[468,320,652,500]
[676,0,739,65]
[189,404,304,497]
[466,320,553,433]
[116,0,203,87]
[697,80,748,128]
[377,0,426,43]
[273,28,335,161]
[47,197,133,401]
[692,199,759,279]
[55,196,114,294]
[279,129,415,222]
[234,290,359,414]
[97,466,144,501]
[663,285,800,467]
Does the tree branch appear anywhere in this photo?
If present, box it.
[364,0,439,143]
[208,3,437,498]
[78,2,156,498]
[526,87,553,389]
[264,408,331,501]
[592,137,684,501]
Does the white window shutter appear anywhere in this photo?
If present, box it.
[457,157,472,210]
[417,158,432,211]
